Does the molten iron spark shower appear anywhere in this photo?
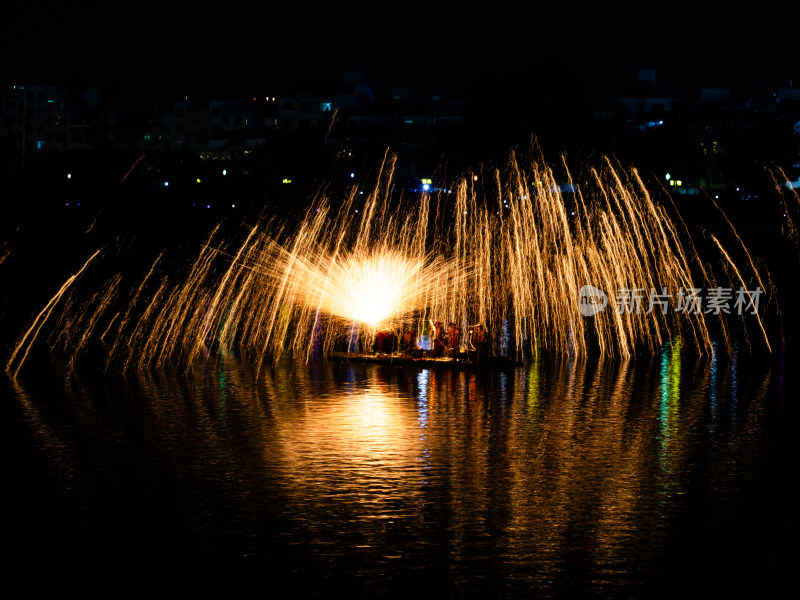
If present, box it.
[4,153,775,375]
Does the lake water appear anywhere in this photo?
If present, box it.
[4,341,795,598]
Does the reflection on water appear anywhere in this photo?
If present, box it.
[5,345,792,598]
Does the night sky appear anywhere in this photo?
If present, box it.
[3,1,797,109]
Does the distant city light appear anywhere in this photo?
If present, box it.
[164,181,169,187]
[283,178,292,184]
[196,178,202,183]
[350,172,355,178]
[222,169,227,176]
[67,173,72,179]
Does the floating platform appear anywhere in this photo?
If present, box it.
[328,351,523,370]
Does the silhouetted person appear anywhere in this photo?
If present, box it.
[400,327,416,354]
[431,321,446,357]
[446,322,460,356]
[471,323,490,357]
[374,330,393,353]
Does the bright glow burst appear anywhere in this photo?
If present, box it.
[4,151,776,375]
[286,251,446,328]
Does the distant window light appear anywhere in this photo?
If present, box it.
[320,102,332,112]
[432,95,439,101]
[143,133,151,141]
[36,140,44,149]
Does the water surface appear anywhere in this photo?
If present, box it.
[4,345,794,598]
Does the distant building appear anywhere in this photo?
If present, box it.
[158,97,272,153]
[699,88,731,105]
[776,88,800,104]
[389,87,465,128]
[617,95,673,116]
[277,79,376,130]
[0,84,105,155]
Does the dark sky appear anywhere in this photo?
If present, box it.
[3,1,797,108]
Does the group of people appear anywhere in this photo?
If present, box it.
[373,320,491,358]
[430,321,459,357]
[427,320,491,358]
